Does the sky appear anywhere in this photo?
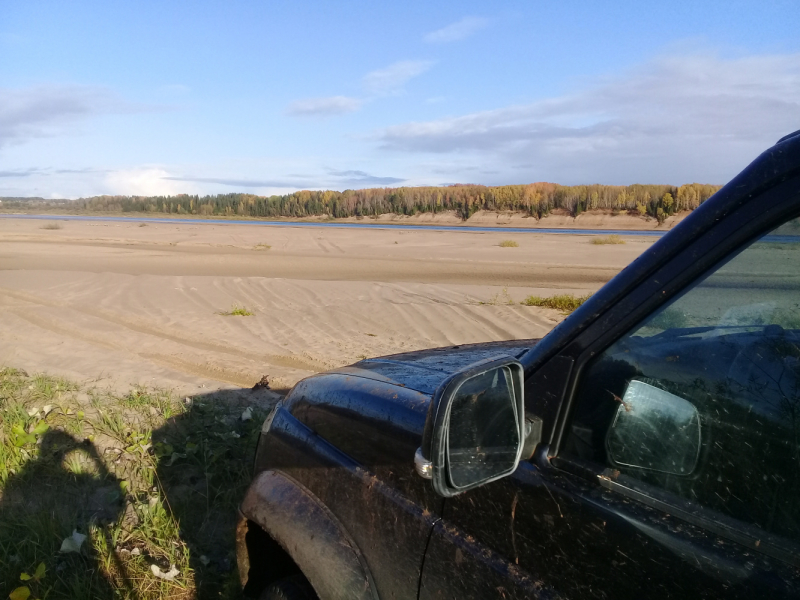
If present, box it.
[1,0,799,199]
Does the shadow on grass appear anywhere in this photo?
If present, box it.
[0,369,278,599]
[152,389,275,598]
[0,430,127,598]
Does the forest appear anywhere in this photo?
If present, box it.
[1,182,721,223]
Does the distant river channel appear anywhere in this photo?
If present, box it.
[0,213,668,237]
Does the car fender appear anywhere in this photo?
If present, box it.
[240,469,379,600]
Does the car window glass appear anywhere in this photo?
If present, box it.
[562,216,800,544]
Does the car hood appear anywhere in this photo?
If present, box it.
[282,338,541,468]
[330,338,540,395]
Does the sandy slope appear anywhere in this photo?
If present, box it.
[339,209,687,230]
[0,217,654,395]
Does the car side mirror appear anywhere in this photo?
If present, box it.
[415,356,525,497]
[606,380,701,475]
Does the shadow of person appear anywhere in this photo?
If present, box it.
[0,430,131,598]
[151,386,280,599]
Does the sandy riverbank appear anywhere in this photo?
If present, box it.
[337,209,687,230]
[0,208,688,230]
[0,217,654,395]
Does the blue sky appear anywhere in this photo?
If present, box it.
[1,0,798,198]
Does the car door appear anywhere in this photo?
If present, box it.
[419,212,800,597]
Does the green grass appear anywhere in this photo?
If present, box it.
[592,234,625,245]
[217,305,254,316]
[40,223,63,230]
[0,367,274,599]
[521,293,591,313]
[498,239,518,247]
[252,244,271,251]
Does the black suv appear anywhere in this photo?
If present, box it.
[237,131,800,600]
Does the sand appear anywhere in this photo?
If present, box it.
[339,209,687,230]
[0,217,655,395]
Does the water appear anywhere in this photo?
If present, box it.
[0,213,669,237]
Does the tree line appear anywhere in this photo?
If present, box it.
[2,182,721,223]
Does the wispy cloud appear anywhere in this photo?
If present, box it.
[164,169,404,190]
[286,96,363,117]
[424,17,488,43]
[0,85,152,149]
[328,169,405,186]
[164,175,300,188]
[363,60,434,95]
[0,167,41,178]
[374,52,800,183]
[287,60,434,118]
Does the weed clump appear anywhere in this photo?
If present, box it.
[253,243,271,250]
[40,222,63,230]
[499,239,519,247]
[218,304,254,316]
[521,294,591,313]
[479,288,515,306]
[592,234,625,245]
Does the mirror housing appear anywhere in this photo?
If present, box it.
[416,356,525,497]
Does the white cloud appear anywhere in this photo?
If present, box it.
[0,85,148,149]
[363,60,434,95]
[286,96,363,117]
[424,17,488,43]
[105,168,191,196]
[374,52,800,184]
[287,61,434,118]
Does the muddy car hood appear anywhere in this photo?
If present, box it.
[330,338,540,395]
[281,340,539,467]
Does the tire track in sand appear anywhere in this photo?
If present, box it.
[0,287,325,382]
[7,308,271,387]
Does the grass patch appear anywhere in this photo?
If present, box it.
[479,288,515,306]
[498,239,518,247]
[0,367,275,599]
[521,293,591,313]
[217,305,254,317]
[252,244,271,251]
[592,234,625,245]
[139,223,148,227]
[40,223,63,230]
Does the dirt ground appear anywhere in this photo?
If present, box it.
[0,216,655,395]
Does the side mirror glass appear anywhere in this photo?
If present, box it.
[417,357,525,497]
[606,380,701,475]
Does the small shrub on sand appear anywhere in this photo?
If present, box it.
[499,240,519,247]
[521,294,591,313]
[253,243,271,250]
[592,234,625,245]
[41,222,63,230]
[218,304,254,316]
[479,288,515,306]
